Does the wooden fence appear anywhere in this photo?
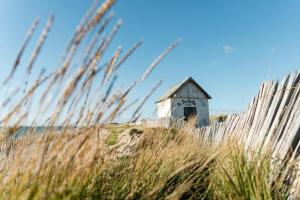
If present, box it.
[197,71,300,160]
[194,71,300,196]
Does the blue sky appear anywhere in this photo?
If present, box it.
[0,0,300,121]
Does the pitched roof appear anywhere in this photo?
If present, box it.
[155,77,211,103]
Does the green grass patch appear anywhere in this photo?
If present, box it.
[105,128,124,145]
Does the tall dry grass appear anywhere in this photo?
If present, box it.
[0,126,295,199]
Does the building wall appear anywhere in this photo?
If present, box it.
[171,82,209,127]
[157,98,171,118]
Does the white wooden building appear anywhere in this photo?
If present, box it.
[156,77,211,127]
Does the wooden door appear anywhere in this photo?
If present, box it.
[184,107,197,120]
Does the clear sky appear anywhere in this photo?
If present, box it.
[0,0,300,122]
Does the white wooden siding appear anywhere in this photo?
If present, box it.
[157,99,171,118]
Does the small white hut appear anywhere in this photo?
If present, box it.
[156,77,211,127]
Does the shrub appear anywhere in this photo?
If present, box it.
[129,128,143,136]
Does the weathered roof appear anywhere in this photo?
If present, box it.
[155,77,211,103]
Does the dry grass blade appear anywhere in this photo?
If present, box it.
[80,12,114,66]
[2,18,39,85]
[102,75,118,102]
[58,67,86,108]
[101,47,121,85]
[102,92,126,123]
[63,0,99,60]
[115,39,144,71]
[78,0,99,32]
[117,98,139,117]
[100,19,123,54]
[131,79,163,121]
[1,86,21,108]
[87,0,116,30]
[27,15,55,74]
[140,39,180,82]
[61,0,99,65]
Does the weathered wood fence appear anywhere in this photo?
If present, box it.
[197,71,300,160]
[194,71,300,196]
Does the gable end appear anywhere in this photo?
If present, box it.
[156,77,211,103]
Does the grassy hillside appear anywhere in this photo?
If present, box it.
[0,125,294,199]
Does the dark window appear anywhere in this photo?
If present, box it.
[184,107,197,120]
